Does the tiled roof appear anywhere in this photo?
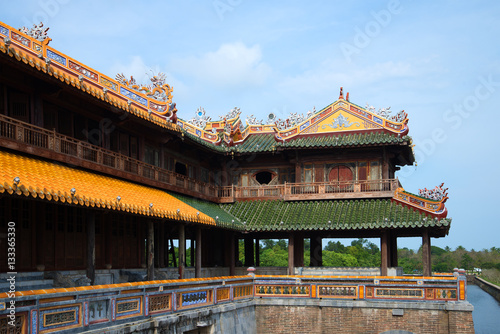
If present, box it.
[220,199,451,232]
[170,192,243,230]
[184,132,412,154]
[0,150,240,228]
[0,22,179,132]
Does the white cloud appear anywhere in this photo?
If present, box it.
[170,42,271,87]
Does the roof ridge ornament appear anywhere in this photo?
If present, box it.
[418,183,448,201]
[115,71,173,104]
[18,22,51,44]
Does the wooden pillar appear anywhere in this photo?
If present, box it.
[191,238,195,267]
[147,221,154,280]
[244,236,254,267]
[288,233,295,275]
[294,232,304,267]
[310,236,322,267]
[389,232,398,268]
[255,238,260,267]
[178,224,185,279]
[154,224,159,267]
[381,230,389,276]
[169,238,177,267]
[195,227,202,278]
[159,223,165,268]
[105,218,113,269]
[87,212,96,285]
[422,230,432,276]
[229,233,236,276]
[35,202,45,270]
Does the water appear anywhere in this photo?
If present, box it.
[467,284,500,334]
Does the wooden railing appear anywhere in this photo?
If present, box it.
[0,113,400,203]
[0,114,219,200]
[219,179,400,202]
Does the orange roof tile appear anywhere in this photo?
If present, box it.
[0,150,215,226]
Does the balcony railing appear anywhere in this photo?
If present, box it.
[0,113,219,200]
[0,113,400,203]
[219,179,400,202]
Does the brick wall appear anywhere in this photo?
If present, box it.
[256,305,474,334]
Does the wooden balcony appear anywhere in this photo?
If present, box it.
[0,114,400,204]
[219,179,400,203]
[0,113,219,201]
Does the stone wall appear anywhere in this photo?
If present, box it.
[255,299,474,334]
[475,276,500,303]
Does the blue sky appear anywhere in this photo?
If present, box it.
[3,1,500,251]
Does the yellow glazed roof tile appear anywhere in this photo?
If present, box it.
[0,150,215,226]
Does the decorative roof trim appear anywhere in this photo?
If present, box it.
[178,92,409,148]
[0,20,179,131]
[391,187,448,218]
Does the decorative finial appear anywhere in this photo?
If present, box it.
[339,87,344,99]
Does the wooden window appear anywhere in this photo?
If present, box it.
[73,114,87,141]
[358,162,368,180]
[303,164,313,183]
[43,102,57,131]
[8,89,30,122]
[119,133,130,156]
[201,167,209,183]
[145,144,160,167]
[369,161,380,180]
[58,109,73,136]
[130,136,138,159]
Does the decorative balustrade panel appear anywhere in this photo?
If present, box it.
[0,275,467,334]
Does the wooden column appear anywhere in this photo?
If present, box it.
[422,230,432,276]
[147,221,154,280]
[381,230,389,276]
[294,232,304,267]
[310,236,322,267]
[195,227,202,278]
[229,233,236,276]
[389,232,398,268]
[178,224,185,279]
[105,219,113,269]
[35,202,45,270]
[191,238,195,267]
[159,223,165,268]
[87,212,96,285]
[255,238,260,267]
[288,233,295,275]
[244,236,254,267]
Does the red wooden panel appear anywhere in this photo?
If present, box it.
[338,166,352,182]
[328,167,339,182]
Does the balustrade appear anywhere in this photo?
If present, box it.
[0,113,400,203]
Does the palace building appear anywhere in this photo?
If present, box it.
[0,20,476,334]
[0,21,451,285]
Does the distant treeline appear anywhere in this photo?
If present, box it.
[235,239,500,275]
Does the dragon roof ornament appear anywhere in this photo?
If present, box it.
[116,71,173,104]
[219,107,241,120]
[187,107,212,129]
[18,22,50,44]
[419,183,449,202]
[365,103,408,123]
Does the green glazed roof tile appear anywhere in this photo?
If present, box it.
[220,198,451,232]
[170,192,244,230]
[184,130,412,155]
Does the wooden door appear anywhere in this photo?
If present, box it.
[328,166,353,182]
